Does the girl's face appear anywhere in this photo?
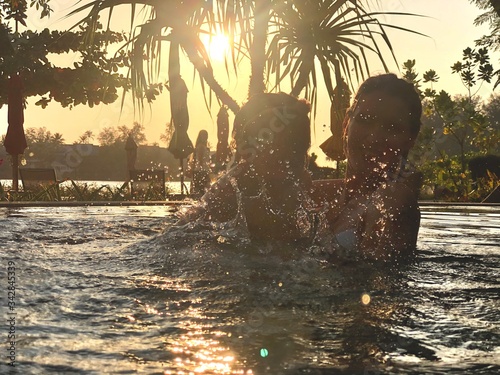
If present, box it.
[239,107,309,181]
[253,128,307,183]
[345,91,416,177]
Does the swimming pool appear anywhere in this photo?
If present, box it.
[1,204,498,374]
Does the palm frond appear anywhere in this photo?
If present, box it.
[266,0,426,109]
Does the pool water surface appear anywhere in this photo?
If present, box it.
[0,205,498,374]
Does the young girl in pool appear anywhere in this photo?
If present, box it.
[178,92,317,242]
[180,76,422,259]
[313,73,423,261]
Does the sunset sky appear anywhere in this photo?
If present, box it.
[1,0,498,165]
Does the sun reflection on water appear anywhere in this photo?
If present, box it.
[163,305,251,374]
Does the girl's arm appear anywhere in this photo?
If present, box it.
[328,171,422,261]
[176,170,239,225]
[358,178,421,261]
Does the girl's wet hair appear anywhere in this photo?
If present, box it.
[232,92,311,164]
[353,73,422,136]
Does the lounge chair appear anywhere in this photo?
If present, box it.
[19,168,61,200]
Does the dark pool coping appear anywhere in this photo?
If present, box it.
[419,201,500,206]
[0,200,498,208]
[0,200,190,208]
[418,201,500,213]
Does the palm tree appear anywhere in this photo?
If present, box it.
[76,130,95,144]
[72,0,241,113]
[71,0,423,115]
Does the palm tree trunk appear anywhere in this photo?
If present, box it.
[168,40,181,79]
[290,45,315,97]
[248,0,271,98]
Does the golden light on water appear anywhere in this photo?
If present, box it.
[129,276,251,374]
[361,293,371,305]
[165,310,245,374]
[144,305,160,315]
[126,315,136,322]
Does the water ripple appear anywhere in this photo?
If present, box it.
[0,205,498,374]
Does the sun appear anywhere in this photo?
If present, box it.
[204,33,230,61]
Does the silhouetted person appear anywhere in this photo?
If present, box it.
[189,130,211,196]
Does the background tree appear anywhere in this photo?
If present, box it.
[481,93,500,152]
[0,0,52,26]
[97,122,147,146]
[0,0,129,109]
[471,0,500,50]
[22,126,64,167]
[160,122,175,145]
[470,0,500,87]
[0,23,129,109]
[75,130,95,145]
[432,48,493,173]
[483,92,500,123]
[404,55,499,201]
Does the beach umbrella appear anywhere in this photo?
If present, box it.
[167,74,194,196]
[4,74,27,192]
[320,81,351,171]
[167,75,193,159]
[167,75,193,197]
[216,106,230,164]
[167,39,194,196]
[125,133,138,179]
